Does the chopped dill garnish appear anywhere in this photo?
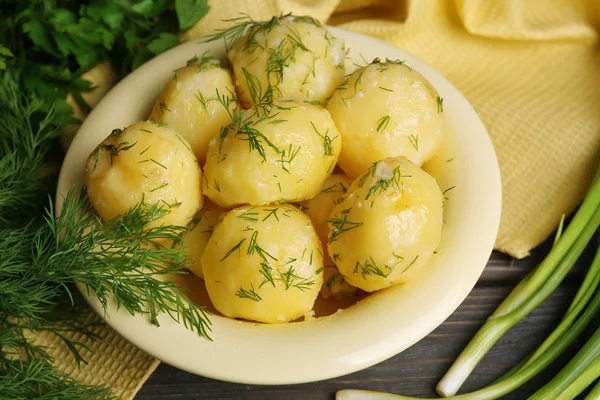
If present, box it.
[149,182,168,193]
[262,208,280,222]
[92,139,137,171]
[376,115,390,133]
[238,208,259,222]
[353,257,392,279]
[258,262,275,288]
[321,182,349,194]
[220,238,247,262]
[310,121,338,156]
[279,266,316,291]
[401,255,419,273]
[150,158,168,170]
[409,133,419,151]
[437,96,444,113]
[235,284,262,302]
[247,230,278,262]
[325,208,363,243]
[159,101,171,114]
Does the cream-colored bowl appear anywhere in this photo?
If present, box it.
[56,27,501,385]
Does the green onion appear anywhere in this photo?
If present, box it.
[584,379,600,400]
[528,327,600,400]
[437,174,600,396]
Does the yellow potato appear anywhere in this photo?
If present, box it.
[299,174,359,300]
[228,15,346,107]
[327,60,446,178]
[61,61,119,151]
[86,121,202,230]
[148,57,235,165]
[327,157,443,292]
[202,204,324,323]
[180,200,225,279]
[203,101,341,207]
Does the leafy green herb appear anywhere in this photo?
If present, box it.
[175,0,210,31]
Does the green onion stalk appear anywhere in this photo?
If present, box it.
[337,171,600,400]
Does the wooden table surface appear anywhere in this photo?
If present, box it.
[136,239,591,400]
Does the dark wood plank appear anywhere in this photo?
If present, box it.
[136,283,580,400]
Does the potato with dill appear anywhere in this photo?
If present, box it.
[299,174,359,300]
[86,121,202,230]
[203,101,341,207]
[327,59,446,178]
[148,56,234,165]
[179,200,225,279]
[211,14,346,107]
[202,204,324,323]
[327,157,443,292]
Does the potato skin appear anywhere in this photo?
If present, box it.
[203,101,341,207]
[202,204,324,323]
[85,121,202,230]
[327,157,443,292]
[180,200,225,279]
[228,15,345,107]
[327,61,446,178]
[299,174,359,299]
[148,60,234,165]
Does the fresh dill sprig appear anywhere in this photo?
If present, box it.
[0,78,60,227]
[0,358,114,399]
[44,187,212,337]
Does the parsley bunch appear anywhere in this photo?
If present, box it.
[1,0,209,125]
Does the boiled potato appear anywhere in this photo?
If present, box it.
[86,121,202,230]
[202,204,324,323]
[148,57,235,165]
[203,101,341,207]
[327,60,446,178]
[180,200,225,279]
[299,174,359,300]
[228,14,346,107]
[61,61,119,151]
[327,157,443,292]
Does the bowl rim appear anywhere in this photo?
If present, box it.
[57,26,502,385]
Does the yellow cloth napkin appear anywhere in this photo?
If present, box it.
[46,1,600,398]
